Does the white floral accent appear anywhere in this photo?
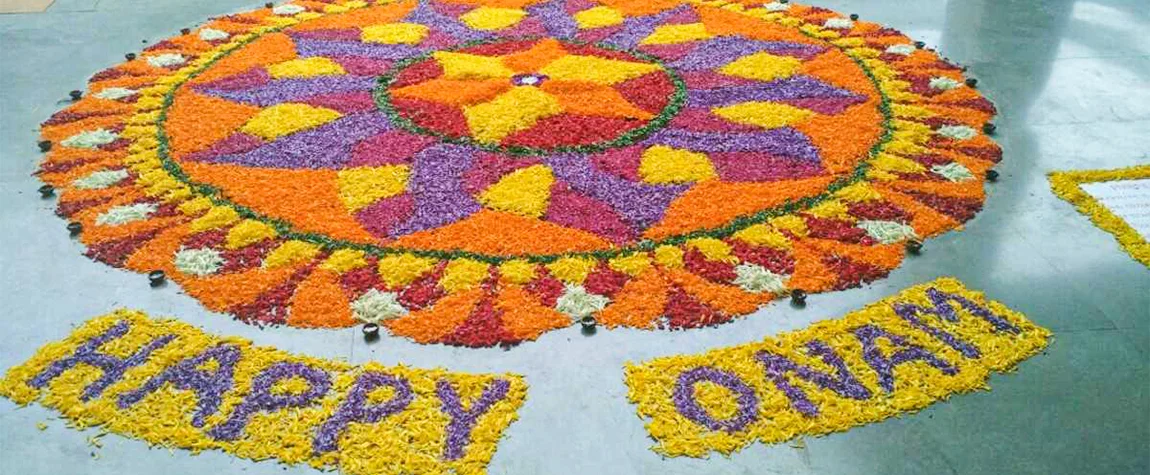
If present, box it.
[272,4,306,15]
[824,18,854,29]
[174,247,225,276]
[931,162,976,182]
[858,220,919,244]
[95,203,157,226]
[350,289,407,324]
[61,129,118,149]
[73,169,129,190]
[937,125,977,140]
[885,44,915,55]
[929,77,963,91]
[763,2,790,12]
[146,53,186,68]
[198,28,230,41]
[555,284,609,319]
[93,87,136,100]
[733,264,788,294]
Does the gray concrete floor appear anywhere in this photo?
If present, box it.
[1,0,1148,474]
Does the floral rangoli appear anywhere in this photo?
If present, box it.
[36,0,1002,347]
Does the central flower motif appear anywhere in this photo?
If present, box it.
[511,73,548,86]
[381,38,679,152]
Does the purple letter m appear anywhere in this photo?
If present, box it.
[893,287,1021,359]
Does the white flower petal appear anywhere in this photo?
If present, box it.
[93,87,137,100]
[95,203,157,226]
[174,247,225,276]
[733,264,788,294]
[824,18,854,29]
[931,162,975,182]
[885,44,915,55]
[763,2,790,12]
[350,289,407,324]
[61,129,118,149]
[937,125,977,140]
[858,220,918,244]
[73,169,130,190]
[929,76,963,91]
[198,28,230,41]
[272,4,306,15]
[555,284,609,319]
[146,53,186,68]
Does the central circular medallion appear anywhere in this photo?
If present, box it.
[377,38,683,154]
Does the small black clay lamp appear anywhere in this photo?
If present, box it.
[850,13,859,20]
[790,289,807,306]
[915,41,925,49]
[965,78,978,88]
[181,28,191,35]
[906,239,923,254]
[983,123,997,135]
[148,270,166,287]
[780,0,788,4]
[580,316,597,335]
[265,2,274,7]
[69,90,82,101]
[38,140,52,152]
[125,53,137,60]
[986,169,1000,181]
[38,185,54,197]
[362,323,380,341]
[67,222,82,236]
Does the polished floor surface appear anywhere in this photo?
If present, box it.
[1,1,1147,474]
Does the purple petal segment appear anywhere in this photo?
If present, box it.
[208,113,393,169]
[527,0,578,39]
[294,38,427,61]
[601,5,691,49]
[390,144,480,236]
[289,29,362,41]
[670,37,827,70]
[687,76,862,108]
[644,128,821,162]
[546,153,687,229]
[199,76,377,107]
[183,133,264,162]
[711,153,826,182]
[196,67,270,91]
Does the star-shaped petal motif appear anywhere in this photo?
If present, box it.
[391,39,667,144]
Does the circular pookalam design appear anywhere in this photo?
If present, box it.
[37,0,1002,347]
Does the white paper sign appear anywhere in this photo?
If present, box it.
[1080,178,1150,240]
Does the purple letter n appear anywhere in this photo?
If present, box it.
[754,341,872,417]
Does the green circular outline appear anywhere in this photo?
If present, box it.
[154,13,893,265]
[373,36,688,157]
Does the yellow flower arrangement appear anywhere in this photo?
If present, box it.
[0,310,527,475]
[624,278,1051,457]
